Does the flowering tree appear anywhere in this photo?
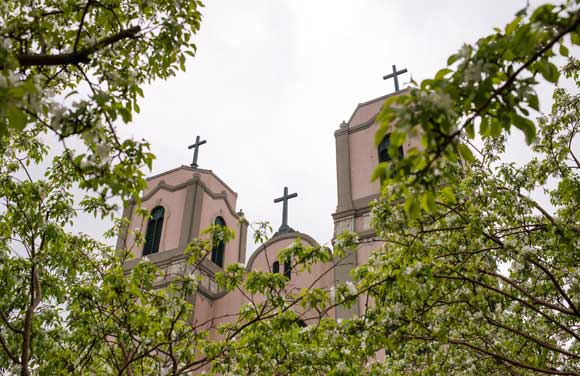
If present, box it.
[0,1,207,375]
[1,0,203,202]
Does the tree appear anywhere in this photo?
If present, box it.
[1,0,203,203]
[0,1,208,375]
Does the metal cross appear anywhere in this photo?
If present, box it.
[188,135,207,168]
[383,64,408,92]
[273,186,298,234]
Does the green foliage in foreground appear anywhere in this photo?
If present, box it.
[1,0,580,375]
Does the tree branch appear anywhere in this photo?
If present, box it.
[0,331,19,364]
[0,310,23,335]
[405,335,579,375]
[74,1,93,52]
[16,26,141,68]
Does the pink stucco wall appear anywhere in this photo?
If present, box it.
[123,166,243,263]
[125,188,187,257]
[349,124,382,201]
[196,170,237,209]
[348,99,384,126]
[348,121,420,202]
[245,234,335,322]
[145,168,192,196]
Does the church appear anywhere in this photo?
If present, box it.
[116,69,418,343]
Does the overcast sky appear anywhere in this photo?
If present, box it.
[99,0,561,254]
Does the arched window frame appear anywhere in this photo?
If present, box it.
[378,133,404,163]
[143,206,164,256]
[210,216,226,268]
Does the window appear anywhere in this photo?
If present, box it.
[143,206,164,255]
[210,216,226,267]
[378,134,404,163]
[283,258,291,280]
[272,261,280,274]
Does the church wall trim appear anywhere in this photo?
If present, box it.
[145,165,238,197]
[332,193,379,220]
[245,231,319,271]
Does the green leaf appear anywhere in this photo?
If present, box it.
[390,129,407,147]
[511,113,536,143]
[118,107,132,123]
[447,53,460,66]
[404,195,420,218]
[457,143,475,163]
[480,117,490,137]
[528,94,539,111]
[435,68,452,80]
[440,186,456,204]
[420,191,436,213]
[505,16,521,35]
[536,60,560,83]
[559,44,569,57]
[6,106,27,130]
[571,32,580,46]
[465,121,475,139]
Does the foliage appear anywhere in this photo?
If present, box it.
[2,0,580,375]
[0,0,203,205]
[0,1,206,375]
[210,2,580,375]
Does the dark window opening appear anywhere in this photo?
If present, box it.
[272,261,280,274]
[211,216,226,267]
[143,206,164,256]
[378,134,404,163]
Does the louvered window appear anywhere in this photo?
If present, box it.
[143,206,164,255]
[272,261,280,274]
[211,216,226,267]
[378,134,404,163]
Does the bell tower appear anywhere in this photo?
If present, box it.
[332,83,422,318]
[117,137,248,303]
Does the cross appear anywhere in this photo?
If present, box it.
[188,135,207,168]
[383,64,408,92]
[273,186,298,234]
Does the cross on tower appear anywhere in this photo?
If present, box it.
[273,186,298,235]
[383,64,408,92]
[188,135,207,168]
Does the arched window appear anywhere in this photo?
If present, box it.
[143,206,164,255]
[283,258,291,280]
[378,134,404,163]
[295,318,306,328]
[272,261,280,274]
[210,216,226,268]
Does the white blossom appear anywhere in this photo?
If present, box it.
[345,281,357,295]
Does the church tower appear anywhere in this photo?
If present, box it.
[117,139,249,330]
[332,81,421,318]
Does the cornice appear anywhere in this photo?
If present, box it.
[245,231,319,271]
[146,165,238,197]
[140,175,241,220]
[332,193,379,219]
[336,88,411,136]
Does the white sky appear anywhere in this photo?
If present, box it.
[96,0,559,254]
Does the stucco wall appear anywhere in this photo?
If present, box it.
[125,187,187,257]
[245,233,336,323]
[198,189,243,267]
